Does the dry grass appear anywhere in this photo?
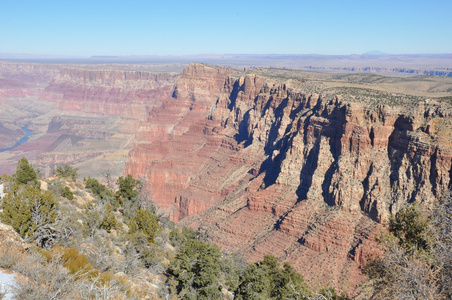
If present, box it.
[0,241,27,270]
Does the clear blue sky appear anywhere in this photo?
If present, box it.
[1,0,451,57]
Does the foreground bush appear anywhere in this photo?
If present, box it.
[0,184,57,238]
[13,251,129,300]
[365,194,452,299]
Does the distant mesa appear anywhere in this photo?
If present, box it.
[363,50,388,55]
[89,55,122,59]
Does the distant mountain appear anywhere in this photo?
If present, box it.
[364,50,388,55]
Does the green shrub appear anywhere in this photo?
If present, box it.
[0,184,58,238]
[168,239,223,299]
[54,164,78,181]
[84,177,113,202]
[99,204,118,232]
[14,157,38,186]
[116,174,141,201]
[365,199,452,299]
[62,186,74,200]
[128,208,158,242]
[389,202,432,253]
[235,255,310,300]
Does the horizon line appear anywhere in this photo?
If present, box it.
[1,52,452,59]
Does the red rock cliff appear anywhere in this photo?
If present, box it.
[44,68,178,116]
[125,64,452,293]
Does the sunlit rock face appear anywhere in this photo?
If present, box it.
[44,68,177,115]
[126,63,452,293]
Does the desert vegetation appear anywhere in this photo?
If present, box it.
[1,158,450,299]
[0,158,349,299]
[365,194,452,299]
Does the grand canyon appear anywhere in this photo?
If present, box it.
[1,56,452,295]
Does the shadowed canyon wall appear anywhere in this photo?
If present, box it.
[126,63,452,292]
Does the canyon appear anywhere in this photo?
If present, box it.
[1,60,452,294]
[0,62,177,177]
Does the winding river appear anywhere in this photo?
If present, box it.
[0,125,32,153]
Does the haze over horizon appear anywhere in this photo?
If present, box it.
[2,0,451,57]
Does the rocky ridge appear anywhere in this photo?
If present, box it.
[125,63,452,292]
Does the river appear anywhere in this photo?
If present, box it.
[0,125,32,153]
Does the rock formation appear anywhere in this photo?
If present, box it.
[125,63,452,293]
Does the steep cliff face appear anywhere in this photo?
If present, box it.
[126,64,238,214]
[212,80,452,221]
[126,63,452,293]
[44,68,177,116]
[201,76,451,291]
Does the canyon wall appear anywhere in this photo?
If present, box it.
[126,63,452,293]
[0,62,179,179]
[35,67,179,177]
[0,62,61,99]
[44,68,177,116]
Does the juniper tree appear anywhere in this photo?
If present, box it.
[14,157,37,186]
[128,207,158,243]
[167,239,223,299]
[116,174,141,201]
[365,197,452,299]
[54,164,78,181]
[0,184,58,238]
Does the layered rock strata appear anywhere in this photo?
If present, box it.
[126,63,452,293]
[44,68,177,116]
[0,63,178,179]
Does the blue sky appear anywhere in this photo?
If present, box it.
[1,0,451,57]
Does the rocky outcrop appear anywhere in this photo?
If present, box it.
[0,222,28,249]
[44,68,178,115]
[125,63,452,294]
